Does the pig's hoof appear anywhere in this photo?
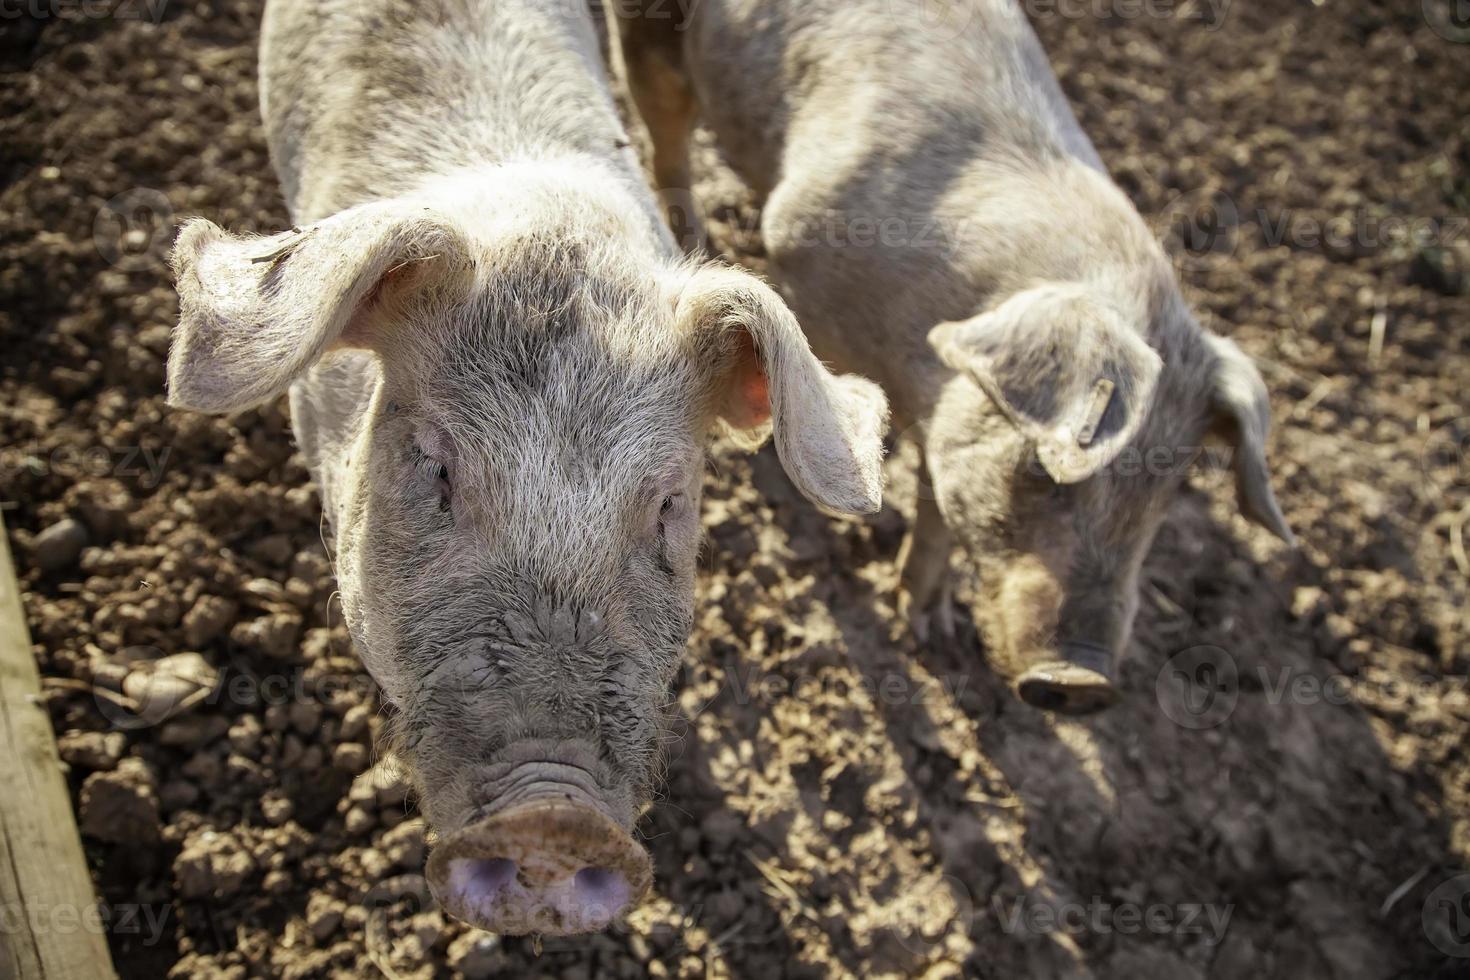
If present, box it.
[426,800,652,935]
[1016,662,1119,715]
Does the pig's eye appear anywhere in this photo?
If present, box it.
[656,492,686,535]
[411,444,453,511]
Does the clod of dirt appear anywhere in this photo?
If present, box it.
[344,806,376,836]
[260,789,294,826]
[120,651,219,723]
[175,829,258,900]
[339,703,373,740]
[79,757,160,845]
[332,741,370,772]
[230,612,304,660]
[379,818,427,869]
[305,892,344,942]
[28,517,88,571]
[57,729,127,771]
[182,595,239,647]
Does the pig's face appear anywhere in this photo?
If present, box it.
[928,282,1292,714]
[326,236,714,844]
[167,191,888,932]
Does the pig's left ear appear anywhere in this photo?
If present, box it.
[679,266,889,515]
[929,284,1162,483]
[1203,334,1295,545]
[167,200,468,413]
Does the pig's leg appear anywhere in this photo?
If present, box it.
[618,20,705,253]
[897,474,955,644]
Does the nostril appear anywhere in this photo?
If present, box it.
[573,866,630,912]
[449,857,518,908]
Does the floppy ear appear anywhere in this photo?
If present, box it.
[678,266,889,515]
[167,200,467,413]
[928,284,1162,483]
[1203,333,1295,545]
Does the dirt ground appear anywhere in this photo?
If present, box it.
[2,0,1468,977]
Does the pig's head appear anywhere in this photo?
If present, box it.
[166,190,887,932]
[926,280,1291,715]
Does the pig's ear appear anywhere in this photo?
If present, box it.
[167,201,467,413]
[929,284,1162,483]
[679,266,889,515]
[1203,334,1295,545]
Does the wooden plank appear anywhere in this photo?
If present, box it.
[0,513,117,980]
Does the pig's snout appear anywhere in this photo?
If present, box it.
[1015,641,1119,715]
[427,794,651,935]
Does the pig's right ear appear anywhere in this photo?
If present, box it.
[929,284,1162,483]
[679,266,890,515]
[167,201,467,413]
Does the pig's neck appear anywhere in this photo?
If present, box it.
[791,154,1183,427]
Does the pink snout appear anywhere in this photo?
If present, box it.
[426,800,652,935]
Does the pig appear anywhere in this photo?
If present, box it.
[166,0,888,934]
[614,0,1293,714]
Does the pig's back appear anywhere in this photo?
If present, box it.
[259,0,629,222]
[684,0,1103,199]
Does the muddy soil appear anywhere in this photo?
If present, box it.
[1,0,1467,977]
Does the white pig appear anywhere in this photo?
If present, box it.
[166,0,888,934]
[615,0,1292,714]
